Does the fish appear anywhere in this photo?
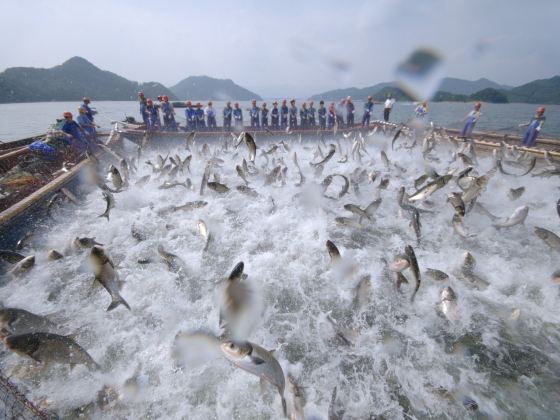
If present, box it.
[219,262,256,335]
[391,128,403,150]
[158,181,187,190]
[425,268,449,281]
[328,386,345,420]
[196,219,212,251]
[534,227,560,252]
[220,340,287,416]
[447,192,465,217]
[353,275,372,310]
[47,250,64,261]
[0,250,26,264]
[264,166,282,186]
[452,214,473,238]
[551,270,560,284]
[15,232,34,250]
[157,245,186,273]
[438,287,458,321]
[185,131,196,150]
[462,168,496,203]
[493,205,529,229]
[134,174,151,187]
[119,158,130,181]
[508,186,525,200]
[405,245,421,302]
[90,246,131,311]
[207,181,230,193]
[236,185,259,197]
[334,217,361,227]
[557,198,560,219]
[287,374,305,420]
[244,132,257,162]
[311,145,335,167]
[236,165,249,185]
[9,256,35,276]
[0,308,58,336]
[4,332,99,370]
[200,165,210,195]
[71,236,103,252]
[410,208,421,244]
[459,252,489,290]
[343,199,381,222]
[408,175,452,202]
[389,254,410,272]
[326,240,341,264]
[106,165,125,190]
[414,174,428,189]
[98,191,115,220]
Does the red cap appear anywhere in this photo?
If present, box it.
[157,95,162,100]
[474,102,481,109]
[82,97,90,103]
[63,111,73,118]
[537,106,545,114]
[163,95,169,101]
[147,98,153,104]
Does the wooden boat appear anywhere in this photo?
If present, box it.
[0,131,117,249]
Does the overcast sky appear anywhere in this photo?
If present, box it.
[1,0,558,98]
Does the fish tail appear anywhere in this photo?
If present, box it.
[98,212,109,221]
[107,293,131,311]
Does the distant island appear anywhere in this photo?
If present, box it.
[0,57,558,104]
[310,76,560,104]
[0,57,261,103]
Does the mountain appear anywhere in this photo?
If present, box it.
[309,82,397,101]
[0,57,175,103]
[470,88,509,103]
[438,77,512,95]
[170,76,262,101]
[505,76,560,104]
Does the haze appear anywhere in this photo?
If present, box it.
[1,0,558,98]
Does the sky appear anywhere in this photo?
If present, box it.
[1,0,559,98]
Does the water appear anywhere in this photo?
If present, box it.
[0,128,559,418]
[0,101,559,142]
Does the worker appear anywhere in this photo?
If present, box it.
[289,99,298,129]
[383,94,395,122]
[327,102,336,129]
[81,97,97,122]
[362,96,374,127]
[138,92,148,126]
[206,101,217,129]
[280,99,289,128]
[61,111,90,153]
[299,102,308,129]
[308,100,316,127]
[184,101,195,131]
[271,101,280,129]
[195,102,205,130]
[223,101,233,131]
[249,99,260,129]
[414,100,428,119]
[318,100,327,129]
[161,96,177,131]
[520,106,546,147]
[77,107,97,141]
[261,103,269,128]
[146,99,161,131]
[346,96,355,126]
[461,102,482,138]
[335,99,345,128]
[233,102,243,129]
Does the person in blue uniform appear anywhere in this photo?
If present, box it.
[327,102,336,129]
[299,102,308,129]
[184,101,195,131]
[81,97,97,122]
[249,99,260,129]
[520,106,546,147]
[195,102,206,130]
[271,101,279,129]
[336,99,345,128]
[318,100,327,129]
[289,99,298,129]
[414,100,428,119]
[346,96,355,127]
[460,102,481,138]
[233,102,243,130]
[261,103,269,128]
[280,99,288,128]
[206,101,217,130]
[146,99,161,131]
[161,95,177,131]
[362,96,374,127]
[138,92,149,126]
[61,111,91,154]
[308,101,316,128]
[77,107,97,141]
[223,101,233,131]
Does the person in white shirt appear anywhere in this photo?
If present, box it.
[383,94,395,122]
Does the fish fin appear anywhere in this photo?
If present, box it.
[98,212,109,221]
[250,355,266,365]
[107,294,131,311]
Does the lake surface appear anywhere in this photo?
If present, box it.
[0,101,559,141]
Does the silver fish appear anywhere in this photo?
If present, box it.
[405,245,421,303]
[508,186,525,200]
[90,246,131,311]
[326,240,341,264]
[196,219,212,251]
[311,145,335,167]
[425,268,449,281]
[98,191,115,220]
[534,227,560,252]
[408,175,452,202]
[0,308,58,336]
[135,174,151,187]
[447,192,465,217]
[9,256,35,276]
[207,181,230,193]
[493,205,529,229]
[47,249,64,261]
[236,165,249,185]
[353,275,372,310]
[438,286,458,321]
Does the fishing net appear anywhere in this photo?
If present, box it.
[0,371,49,419]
